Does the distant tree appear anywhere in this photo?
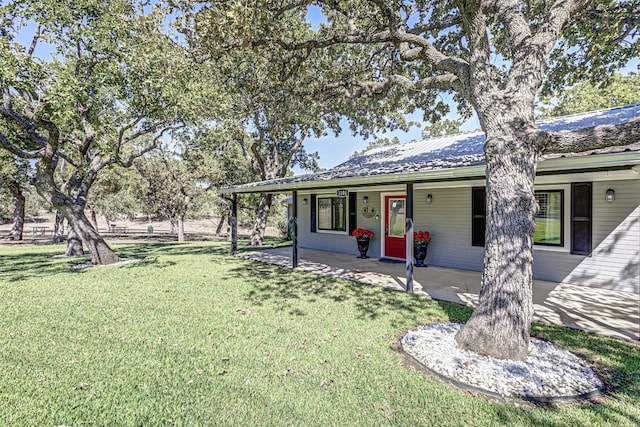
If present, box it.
[135,134,223,242]
[0,152,28,240]
[0,0,210,263]
[88,166,141,229]
[539,73,640,118]
[421,119,462,139]
[351,136,402,158]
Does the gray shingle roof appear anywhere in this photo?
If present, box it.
[223,104,640,193]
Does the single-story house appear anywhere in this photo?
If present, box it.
[220,104,640,295]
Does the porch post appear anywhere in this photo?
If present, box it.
[405,183,414,293]
[231,193,238,256]
[292,190,298,268]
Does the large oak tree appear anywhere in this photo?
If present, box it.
[0,0,208,264]
[187,0,640,360]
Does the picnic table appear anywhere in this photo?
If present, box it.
[110,224,128,233]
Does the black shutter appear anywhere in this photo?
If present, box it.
[349,192,357,235]
[310,194,317,233]
[571,183,592,255]
[472,187,486,247]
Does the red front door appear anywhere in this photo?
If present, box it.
[385,196,406,259]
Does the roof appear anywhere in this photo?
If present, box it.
[221,104,640,194]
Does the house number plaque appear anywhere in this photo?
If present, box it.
[336,189,349,197]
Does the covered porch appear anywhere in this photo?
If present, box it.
[239,246,640,342]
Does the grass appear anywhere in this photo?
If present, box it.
[0,242,639,426]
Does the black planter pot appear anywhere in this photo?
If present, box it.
[356,237,371,258]
[414,243,428,267]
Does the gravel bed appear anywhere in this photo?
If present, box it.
[402,323,603,400]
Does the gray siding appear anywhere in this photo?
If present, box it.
[412,188,485,271]
[297,191,383,258]
[295,178,639,293]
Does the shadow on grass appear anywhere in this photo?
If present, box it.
[0,242,230,282]
[231,257,640,423]
[229,259,473,329]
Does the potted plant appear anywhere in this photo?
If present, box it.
[413,230,431,267]
[351,227,374,258]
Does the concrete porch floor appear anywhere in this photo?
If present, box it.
[239,246,640,342]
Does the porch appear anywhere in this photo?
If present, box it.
[239,246,640,342]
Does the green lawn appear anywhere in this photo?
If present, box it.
[0,242,639,426]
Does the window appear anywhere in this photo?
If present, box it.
[534,190,564,246]
[317,197,346,232]
[472,187,567,248]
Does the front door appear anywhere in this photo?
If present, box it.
[385,196,406,259]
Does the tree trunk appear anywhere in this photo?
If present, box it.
[216,216,225,235]
[65,223,85,257]
[53,211,65,244]
[177,214,185,242]
[249,193,273,246]
[1,180,25,241]
[455,127,538,361]
[90,208,99,231]
[67,206,120,265]
[169,216,178,235]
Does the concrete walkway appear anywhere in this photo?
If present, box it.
[240,247,640,342]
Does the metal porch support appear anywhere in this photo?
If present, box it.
[292,190,298,268]
[231,193,238,256]
[405,183,414,293]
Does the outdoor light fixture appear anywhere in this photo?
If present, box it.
[302,198,308,205]
[426,194,433,204]
[363,196,369,204]
[605,189,615,203]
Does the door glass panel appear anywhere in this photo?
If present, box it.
[388,199,405,237]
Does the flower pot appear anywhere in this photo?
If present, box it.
[414,243,428,267]
[356,237,371,259]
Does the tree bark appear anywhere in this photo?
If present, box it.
[169,216,178,235]
[53,211,65,244]
[65,206,120,264]
[249,193,273,246]
[90,207,99,231]
[65,223,85,257]
[455,119,538,361]
[216,216,225,235]
[1,180,25,241]
[177,214,185,242]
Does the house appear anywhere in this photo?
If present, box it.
[220,104,640,295]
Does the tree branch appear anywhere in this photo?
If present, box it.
[280,132,306,177]
[325,73,461,98]
[536,117,640,155]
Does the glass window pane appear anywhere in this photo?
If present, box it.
[534,191,563,246]
[388,199,405,237]
[318,198,332,230]
[333,198,346,231]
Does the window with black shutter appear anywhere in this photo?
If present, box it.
[472,187,486,246]
[310,194,317,233]
[349,192,357,234]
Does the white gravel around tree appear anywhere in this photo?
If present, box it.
[402,323,603,399]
